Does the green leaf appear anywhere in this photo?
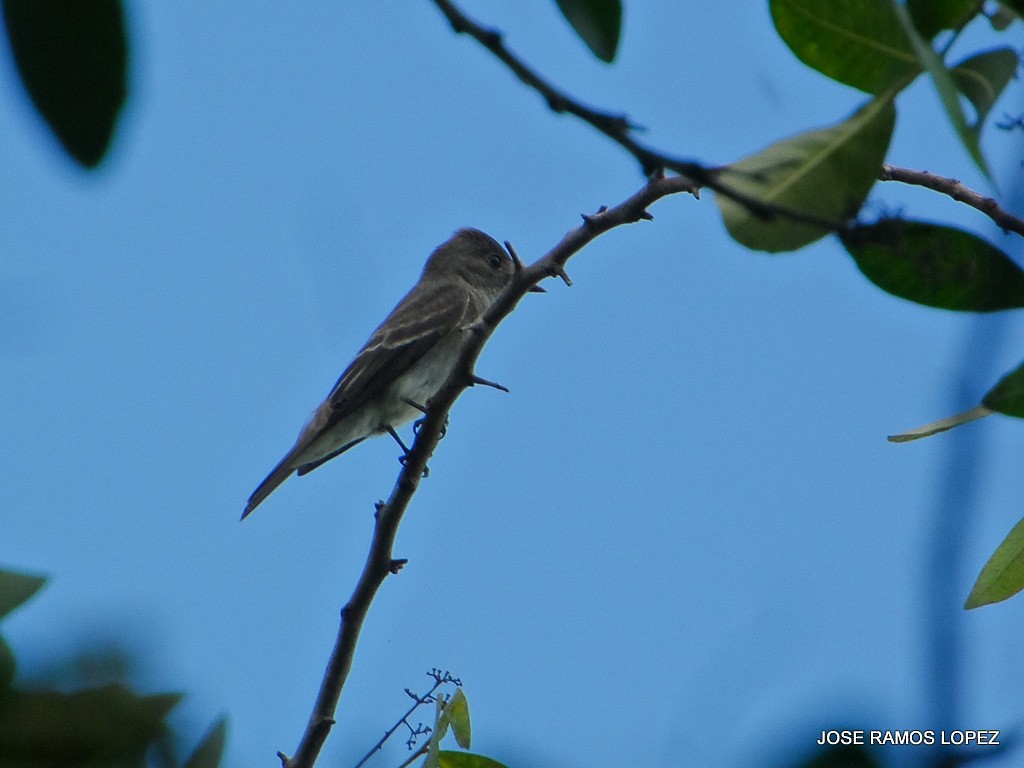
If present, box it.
[770,0,920,94]
[185,717,228,768]
[717,95,895,252]
[438,751,511,768]
[841,220,1024,310]
[1,0,129,168]
[424,695,446,768]
[982,360,1024,417]
[445,689,471,749]
[0,684,180,764]
[554,0,621,62]
[888,405,992,443]
[0,568,46,620]
[950,48,1020,133]
[966,516,1024,608]
[907,0,981,39]
[0,637,15,690]
[896,358,1024,443]
[892,1,991,179]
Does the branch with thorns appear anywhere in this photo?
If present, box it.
[279,173,697,768]
[431,0,1022,242]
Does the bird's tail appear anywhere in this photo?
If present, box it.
[242,458,295,520]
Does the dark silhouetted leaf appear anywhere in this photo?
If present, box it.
[951,48,1020,133]
[554,0,621,62]
[185,716,228,768]
[908,0,981,39]
[717,95,894,252]
[0,568,46,620]
[0,638,14,690]
[0,684,180,766]
[799,743,881,768]
[770,0,919,94]
[2,0,128,167]
[999,0,1024,18]
[966,515,1024,608]
[438,751,510,768]
[988,5,1018,30]
[982,360,1024,417]
[841,220,1024,310]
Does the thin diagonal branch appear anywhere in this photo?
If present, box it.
[879,164,1024,237]
[432,0,1024,244]
[429,0,855,238]
[280,173,698,768]
[431,0,679,177]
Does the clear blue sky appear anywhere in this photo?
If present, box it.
[3,2,1023,767]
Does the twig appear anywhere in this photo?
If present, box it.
[879,165,1024,237]
[352,671,456,768]
[432,0,1024,242]
[395,744,429,768]
[280,173,698,768]
[431,0,677,177]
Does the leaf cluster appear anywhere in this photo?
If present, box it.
[539,0,1024,608]
[0,568,226,768]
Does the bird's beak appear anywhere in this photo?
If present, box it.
[527,284,546,293]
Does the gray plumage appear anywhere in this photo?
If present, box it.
[243,228,514,518]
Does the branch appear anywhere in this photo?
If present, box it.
[429,0,860,240]
[879,164,1024,237]
[432,0,1024,243]
[431,0,685,178]
[280,172,698,768]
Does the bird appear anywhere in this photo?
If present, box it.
[243,228,521,519]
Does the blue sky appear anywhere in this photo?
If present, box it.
[3,2,1024,767]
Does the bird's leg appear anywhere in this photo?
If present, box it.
[387,425,429,478]
[387,425,412,455]
[404,398,449,441]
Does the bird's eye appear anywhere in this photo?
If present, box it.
[488,254,502,269]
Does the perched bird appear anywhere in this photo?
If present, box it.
[243,228,519,518]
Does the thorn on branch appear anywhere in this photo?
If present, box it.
[640,210,654,221]
[469,373,510,392]
[546,263,573,287]
[503,239,524,272]
[996,111,1024,131]
[624,114,645,132]
[277,752,291,768]
[389,558,408,574]
[581,205,609,226]
[545,93,569,113]
[613,114,636,133]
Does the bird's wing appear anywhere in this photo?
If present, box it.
[323,283,473,420]
[242,286,472,520]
